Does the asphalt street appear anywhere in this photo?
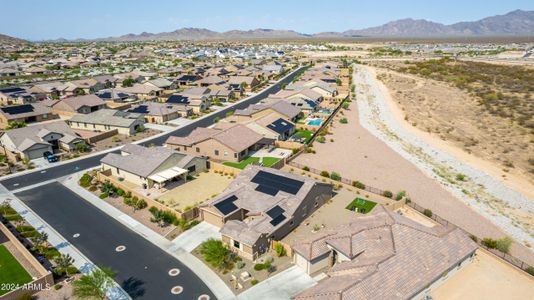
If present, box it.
[0,66,305,191]
[16,182,215,300]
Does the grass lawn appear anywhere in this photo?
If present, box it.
[346,198,377,214]
[293,129,314,143]
[223,156,280,170]
[0,245,32,295]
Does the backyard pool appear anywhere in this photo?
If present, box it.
[318,109,333,114]
[306,118,324,126]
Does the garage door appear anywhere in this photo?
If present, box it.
[25,145,51,160]
[295,253,309,274]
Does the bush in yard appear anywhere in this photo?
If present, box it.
[342,102,350,109]
[320,171,330,177]
[456,173,466,181]
[274,243,286,257]
[88,185,98,192]
[303,166,310,171]
[251,279,258,285]
[200,239,232,270]
[339,118,348,124]
[352,181,365,189]
[330,172,341,181]
[495,236,513,253]
[254,263,266,271]
[116,188,125,197]
[383,190,393,198]
[79,173,92,188]
[423,209,433,218]
[123,197,133,206]
[99,192,109,199]
[395,191,406,201]
[236,261,245,269]
[316,136,326,143]
[481,238,497,249]
[134,199,147,210]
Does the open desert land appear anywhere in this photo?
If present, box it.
[293,64,534,265]
[367,60,534,196]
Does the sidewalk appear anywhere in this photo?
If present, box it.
[237,266,317,300]
[61,171,236,300]
[0,183,130,300]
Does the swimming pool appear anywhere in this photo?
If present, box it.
[318,109,333,114]
[306,118,323,126]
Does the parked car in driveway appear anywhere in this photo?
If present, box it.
[43,151,59,163]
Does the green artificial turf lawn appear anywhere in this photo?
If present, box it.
[293,130,313,143]
[0,244,33,295]
[223,156,280,170]
[346,198,377,214]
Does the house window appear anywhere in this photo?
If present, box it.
[233,240,240,249]
[196,147,200,152]
[234,153,237,158]
[314,202,319,208]
[214,150,219,156]
[224,151,228,157]
[116,168,120,174]
[290,220,294,226]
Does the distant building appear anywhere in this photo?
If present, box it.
[0,103,56,129]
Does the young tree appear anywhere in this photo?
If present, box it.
[55,253,75,276]
[122,78,135,87]
[31,232,49,250]
[72,267,116,299]
[200,238,230,270]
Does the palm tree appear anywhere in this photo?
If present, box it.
[54,254,75,276]
[72,267,116,299]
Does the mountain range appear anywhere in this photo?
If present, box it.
[2,9,534,43]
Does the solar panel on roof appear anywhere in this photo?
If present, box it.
[1,104,35,115]
[166,95,190,104]
[97,92,111,99]
[270,214,286,226]
[251,170,304,196]
[214,195,239,215]
[266,205,285,219]
[127,105,149,114]
[267,118,294,134]
[0,87,25,94]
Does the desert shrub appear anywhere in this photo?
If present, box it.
[456,173,466,181]
[236,261,245,269]
[303,166,310,171]
[200,239,232,270]
[135,199,147,210]
[339,118,348,124]
[88,185,98,192]
[383,190,393,198]
[116,188,125,197]
[423,209,433,218]
[320,171,330,177]
[330,172,341,181]
[316,136,326,143]
[274,243,286,257]
[495,236,513,253]
[254,263,266,271]
[342,102,349,109]
[79,174,92,188]
[526,266,534,276]
[395,191,406,201]
[482,238,497,249]
[99,192,109,199]
[352,181,365,189]
[251,279,258,285]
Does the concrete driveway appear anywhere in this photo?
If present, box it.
[170,221,221,252]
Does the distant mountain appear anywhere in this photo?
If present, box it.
[9,9,534,42]
[0,33,28,44]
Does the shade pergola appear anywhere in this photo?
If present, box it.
[148,166,188,183]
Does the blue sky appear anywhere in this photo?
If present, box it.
[2,0,534,40]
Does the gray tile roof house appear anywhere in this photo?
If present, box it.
[100,144,206,189]
[293,205,478,300]
[200,165,333,260]
[234,99,301,121]
[50,94,107,114]
[144,78,175,89]
[68,109,145,136]
[0,121,84,160]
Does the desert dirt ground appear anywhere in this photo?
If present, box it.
[292,97,534,265]
[430,249,534,300]
[156,171,233,210]
[368,62,534,198]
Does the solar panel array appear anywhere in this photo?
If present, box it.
[214,195,239,215]
[251,170,304,196]
[166,95,190,104]
[0,87,25,94]
[267,118,294,134]
[97,92,111,99]
[266,205,284,219]
[127,105,149,114]
[1,104,35,115]
[270,214,286,226]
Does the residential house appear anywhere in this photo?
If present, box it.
[116,84,162,101]
[29,81,68,99]
[100,143,207,189]
[0,103,56,129]
[0,87,41,105]
[165,124,265,162]
[262,96,318,115]
[64,78,105,95]
[47,94,107,117]
[0,121,84,160]
[175,74,202,86]
[127,102,191,123]
[68,109,145,136]
[293,206,477,300]
[196,75,225,87]
[93,75,119,88]
[144,78,176,90]
[95,89,135,103]
[200,166,333,260]
[232,99,302,123]
[227,75,260,92]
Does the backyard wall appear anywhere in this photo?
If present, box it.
[208,160,242,176]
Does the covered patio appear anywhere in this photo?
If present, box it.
[148,166,188,190]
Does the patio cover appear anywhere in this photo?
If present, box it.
[148,166,188,183]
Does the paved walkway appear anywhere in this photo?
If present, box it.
[170,221,221,252]
[237,266,317,300]
[0,182,130,300]
[61,171,235,300]
[144,123,176,132]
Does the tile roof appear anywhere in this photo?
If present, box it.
[69,109,143,128]
[1,121,81,152]
[293,206,478,300]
